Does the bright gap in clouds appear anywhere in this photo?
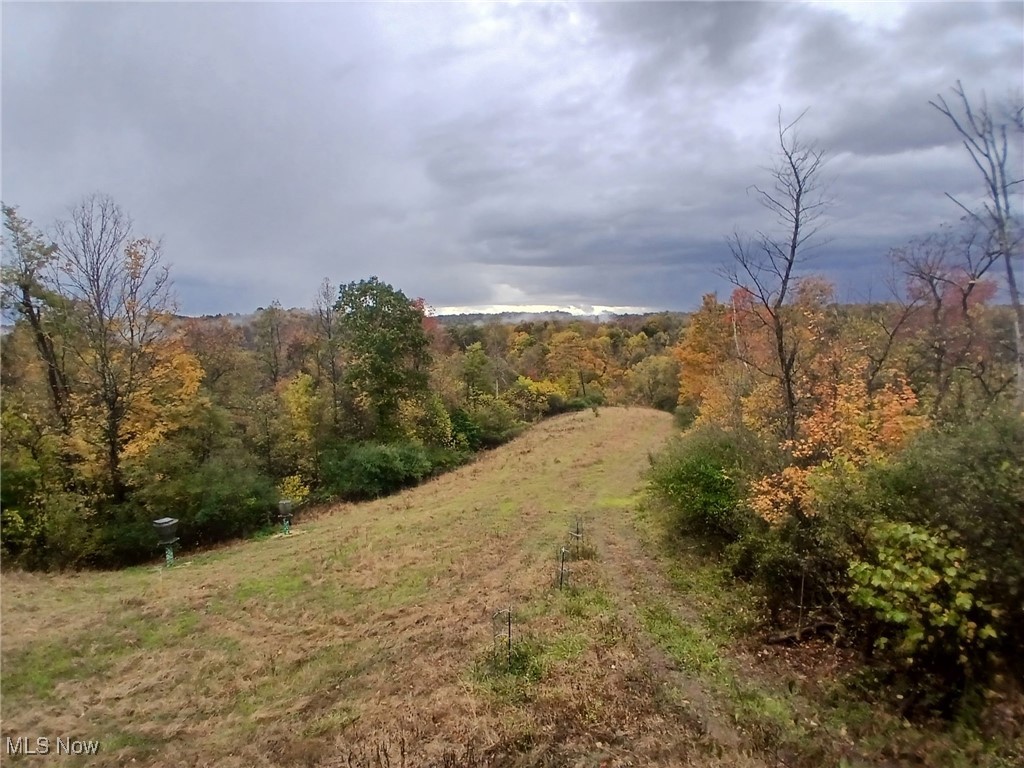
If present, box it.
[432,304,654,317]
[811,1,908,30]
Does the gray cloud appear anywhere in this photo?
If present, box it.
[3,1,1021,315]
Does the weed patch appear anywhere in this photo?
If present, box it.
[473,636,546,703]
[640,602,724,678]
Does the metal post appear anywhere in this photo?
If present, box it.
[568,517,583,560]
[798,562,806,632]
[492,607,513,668]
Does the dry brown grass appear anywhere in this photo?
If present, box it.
[2,408,762,767]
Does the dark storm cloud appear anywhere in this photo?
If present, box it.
[3,2,1021,315]
[586,0,784,93]
[787,3,1023,158]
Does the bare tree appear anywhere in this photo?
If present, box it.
[53,194,173,502]
[891,223,1009,417]
[313,277,342,429]
[253,300,284,386]
[860,258,923,394]
[724,109,831,441]
[930,81,1024,408]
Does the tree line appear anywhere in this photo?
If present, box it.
[1,201,690,569]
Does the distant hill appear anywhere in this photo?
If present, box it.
[172,309,690,329]
[440,309,693,326]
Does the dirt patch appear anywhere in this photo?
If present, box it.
[589,505,766,764]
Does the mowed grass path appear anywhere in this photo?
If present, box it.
[2,408,738,767]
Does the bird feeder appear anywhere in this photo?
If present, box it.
[278,500,294,535]
[152,517,179,567]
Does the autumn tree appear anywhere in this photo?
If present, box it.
[625,354,680,411]
[0,197,229,566]
[672,293,734,414]
[51,194,175,502]
[931,81,1024,408]
[546,329,597,397]
[1,206,73,436]
[180,316,254,407]
[725,110,831,441]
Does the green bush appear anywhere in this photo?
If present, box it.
[723,524,799,620]
[129,447,277,560]
[564,393,605,413]
[772,412,1024,715]
[319,441,433,500]
[870,413,1024,667]
[424,444,471,474]
[848,521,1001,716]
[673,402,699,429]
[34,492,102,570]
[450,407,485,451]
[648,425,756,542]
[466,395,523,448]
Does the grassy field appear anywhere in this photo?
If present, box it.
[2,408,1018,767]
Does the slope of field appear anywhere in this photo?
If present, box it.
[5,408,753,767]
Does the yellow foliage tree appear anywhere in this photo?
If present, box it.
[748,334,925,525]
[673,294,735,413]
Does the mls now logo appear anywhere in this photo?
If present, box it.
[5,736,100,755]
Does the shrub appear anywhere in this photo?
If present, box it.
[276,474,310,506]
[848,521,1001,716]
[648,425,758,542]
[466,395,523,448]
[35,492,102,569]
[319,441,433,500]
[780,412,1024,714]
[450,407,484,451]
[872,414,1024,662]
[830,412,1024,690]
[563,392,605,413]
[674,402,699,429]
[424,444,471,474]
[131,449,277,557]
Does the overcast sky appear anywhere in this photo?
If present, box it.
[3,1,1022,315]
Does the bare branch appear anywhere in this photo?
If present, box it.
[932,81,1024,408]
[721,108,834,440]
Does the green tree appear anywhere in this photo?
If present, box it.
[462,341,494,398]
[335,277,430,439]
[626,354,680,411]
